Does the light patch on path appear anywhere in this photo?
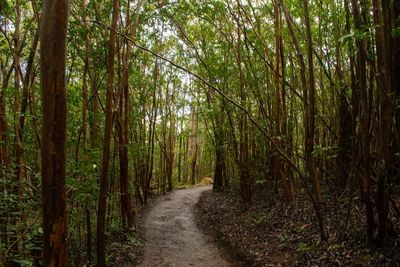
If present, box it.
[137,185,233,267]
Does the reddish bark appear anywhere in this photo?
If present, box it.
[97,0,119,265]
[40,0,69,265]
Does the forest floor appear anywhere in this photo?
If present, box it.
[196,186,400,266]
[132,185,238,267]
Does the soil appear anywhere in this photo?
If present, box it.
[136,185,237,267]
[196,186,400,266]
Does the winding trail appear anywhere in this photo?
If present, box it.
[137,185,233,267]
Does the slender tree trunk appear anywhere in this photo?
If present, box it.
[166,87,175,192]
[273,0,292,202]
[213,105,225,191]
[351,0,374,241]
[177,133,182,183]
[280,0,325,241]
[144,60,158,203]
[335,2,352,188]
[97,0,119,265]
[392,3,400,105]
[40,0,69,264]
[116,0,142,232]
[392,0,400,185]
[280,22,295,200]
[343,0,359,193]
[372,0,391,244]
[85,208,92,264]
[0,66,12,168]
[0,47,13,263]
[14,0,25,199]
[89,81,100,148]
[235,2,250,202]
[81,0,92,262]
[303,0,323,206]
[189,104,198,185]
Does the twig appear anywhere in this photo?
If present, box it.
[3,215,42,259]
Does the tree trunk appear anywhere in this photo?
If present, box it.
[280,0,326,241]
[351,0,374,241]
[189,104,198,185]
[273,0,293,202]
[177,133,182,183]
[392,0,400,186]
[116,0,142,232]
[372,0,391,244]
[213,106,225,191]
[40,0,69,264]
[303,0,323,206]
[0,65,12,168]
[335,1,352,188]
[97,0,119,265]
[235,1,251,202]
[14,0,25,199]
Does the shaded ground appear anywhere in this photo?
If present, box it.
[136,185,236,267]
[196,187,400,266]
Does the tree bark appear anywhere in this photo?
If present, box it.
[280,0,326,240]
[235,1,251,202]
[40,0,69,264]
[189,105,198,185]
[213,105,225,191]
[273,0,293,202]
[14,0,25,199]
[303,0,323,206]
[351,0,374,241]
[116,0,142,232]
[335,0,353,188]
[0,64,12,167]
[97,0,119,265]
[372,0,391,244]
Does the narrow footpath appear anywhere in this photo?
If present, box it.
[137,185,234,267]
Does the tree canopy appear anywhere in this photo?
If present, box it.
[0,0,399,265]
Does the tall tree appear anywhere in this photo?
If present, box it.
[235,1,251,202]
[14,0,25,198]
[116,0,143,232]
[335,0,353,188]
[280,0,326,240]
[97,0,119,265]
[40,0,69,264]
[372,0,393,244]
[303,0,323,206]
[273,0,293,202]
[188,104,199,185]
[351,0,374,240]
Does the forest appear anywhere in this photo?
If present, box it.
[0,0,399,266]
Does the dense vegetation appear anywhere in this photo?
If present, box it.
[0,0,399,265]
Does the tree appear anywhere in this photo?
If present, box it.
[97,0,119,265]
[2,0,400,264]
[351,0,374,241]
[273,0,293,202]
[40,0,69,264]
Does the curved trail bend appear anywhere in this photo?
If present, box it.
[137,185,233,267]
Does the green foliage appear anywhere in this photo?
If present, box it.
[312,145,336,159]
[106,226,142,265]
[2,0,400,264]
[277,233,289,245]
[250,211,272,226]
[12,258,35,267]
[392,27,400,38]
[296,242,313,253]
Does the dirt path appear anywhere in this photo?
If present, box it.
[137,185,234,267]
